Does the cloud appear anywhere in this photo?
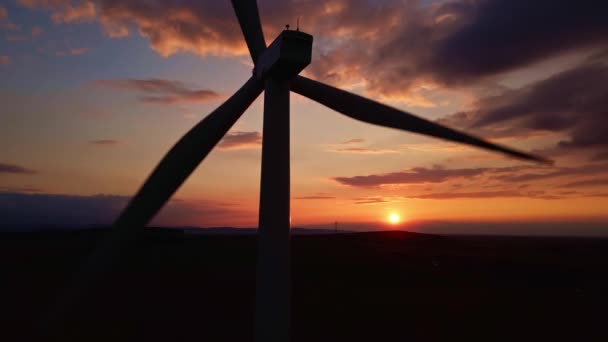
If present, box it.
[6,34,28,41]
[92,78,222,104]
[17,0,96,24]
[407,191,524,200]
[0,186,43,193]
[293,195,335,200]
[218,131,262,150]
[492,163,608,183]
[352,196,394,205]
[53,48,90,56]
[329,138,396,154]
[307,0,608,102]
[88,139,120,146]
[19,0,608,106]
[0,5,18,30]
[332,147,398,154]
[0,192,126,228]
[560,179,608,188]
[438,58,608,159]
[429,0,608,82]
[0,162,37,174]
[0,192,252,229]
[51,0,96,23]
[70,47,88,55]
[0,56,9,65]
[406,189,608,200]
[31,26,43,37]
[339,138,365,145]
[332,161,608,203]
[592,152,608,161]
[334,165,491,187]
[96,1,247,57]
[17,0,608,105]
[334,162,608,198]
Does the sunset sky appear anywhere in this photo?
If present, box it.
[1,0,607,235]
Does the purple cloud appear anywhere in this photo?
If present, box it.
[92,79,222,105]
[89,139,121,146]
[0,162,37,174]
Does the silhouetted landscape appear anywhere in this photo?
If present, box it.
[2,228,607,341]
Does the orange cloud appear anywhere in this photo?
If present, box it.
[294,194,335,200]
[17,0,608,110]
[51,0,95,23]
[331,147,398,154]
[218,131,262,150]
[0,55,9,65]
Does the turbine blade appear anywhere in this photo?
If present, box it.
[291,76,550,164]
[116,76,263,230]
[231,0,266,63]
[40,76,264,335]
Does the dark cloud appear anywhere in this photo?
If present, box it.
[334,163,608,198]
[592,152,608,161]
[438,59,608,158]
[0,192,128,228]
[405,190,567,200]
[0,162,37,174]
[218,131,262,150]
[92,78,222,104]
[334,165,491,187]
[88,139,120,146]
[430,0,608,82]
[585,193,608,198]
[560,179,608,188]
[0,192,250,229]
[308,0,608,101]
[492,163,608,183]
[24,0,608,102]
[407,190,523,200]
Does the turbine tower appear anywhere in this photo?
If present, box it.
[53,1,549,341]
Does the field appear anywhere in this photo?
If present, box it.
[2,229,607,341]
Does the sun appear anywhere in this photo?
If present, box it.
[388,213,401,224]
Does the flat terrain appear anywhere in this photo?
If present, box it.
[1,230,607,341]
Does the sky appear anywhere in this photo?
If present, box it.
[1,0,607,235]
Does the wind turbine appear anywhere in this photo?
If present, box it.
[53,1,548,341]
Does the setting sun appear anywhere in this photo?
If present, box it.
[388,213,401,224]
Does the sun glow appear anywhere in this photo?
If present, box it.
[388,213,401,224]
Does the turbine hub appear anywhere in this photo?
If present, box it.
[255,30,313,80]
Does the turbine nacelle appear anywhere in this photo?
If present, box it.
[255,30,313,80]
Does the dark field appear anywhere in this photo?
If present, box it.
[1,230,607,341]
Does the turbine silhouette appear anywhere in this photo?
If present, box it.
[52,1,549,341]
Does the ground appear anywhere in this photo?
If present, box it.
[1,229,607,341]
